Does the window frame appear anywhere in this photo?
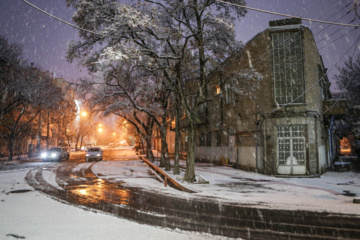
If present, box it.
[277,125,306,166]
[272,30,305,105]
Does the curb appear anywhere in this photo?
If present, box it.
[140,156,196,193]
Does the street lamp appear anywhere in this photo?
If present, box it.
[81,111,87,117]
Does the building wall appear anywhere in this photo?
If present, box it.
[191,20,330,175]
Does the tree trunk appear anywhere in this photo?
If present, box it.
[36,112,42,155]
[8,134,15,161]
[46,110,50,150]
[145,135,154,161]
[80,135,83,150]
[160,123,171,171]
[159,129,165,167]
[173,99,181,175]
[75,135,80,151]
[184,123,196,182]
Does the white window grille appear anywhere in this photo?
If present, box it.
[272,31,304,105]
[277,125,306,166]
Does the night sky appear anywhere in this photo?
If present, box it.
[0,0,359,91]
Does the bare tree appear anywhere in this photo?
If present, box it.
[0,36,75,160]
[335,54,360,138]
[66,0,252,181]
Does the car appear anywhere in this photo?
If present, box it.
[41,147,70,162]
[85,147,103,162]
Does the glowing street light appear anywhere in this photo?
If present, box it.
[81,111,87,117]
[98,128,103,133]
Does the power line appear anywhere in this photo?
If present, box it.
[318,27,358,51]
[22,0,105,37]
[23,0,359,105]
[278,35,360,112]
[313,2,353,35]
[216,0,360,28]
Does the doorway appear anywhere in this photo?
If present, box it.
[277,125,306,175]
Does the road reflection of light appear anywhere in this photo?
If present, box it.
[79,189,87,195]
[68,180,132,205]
[97,179,104,187]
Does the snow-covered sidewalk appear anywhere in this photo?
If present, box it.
[163,162,360,215]
[0,169,236,240]
[90,150,360,215]
[1,147,360,240]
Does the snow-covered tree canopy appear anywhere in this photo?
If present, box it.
[66,0,252,181]
[336,54,360,107]
[1,35,66,120]
[335,54,360,137]
[66,0,248,112]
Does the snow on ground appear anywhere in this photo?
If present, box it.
[0,169,240,240]
[91,150,360,215]
[1,147,360,239]
[161,163,360,215]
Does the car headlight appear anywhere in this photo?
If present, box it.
[51,153,58,157]
[86,154,89,156]
[41,152,47,158]
[96,154,101,157]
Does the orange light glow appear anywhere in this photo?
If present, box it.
[79,189,87,195]
[340,137,352,155]
[216,85,221,95]
[98,128,103,133]
[81,111,87,117]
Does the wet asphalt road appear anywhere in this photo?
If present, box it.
[6,148,360,240]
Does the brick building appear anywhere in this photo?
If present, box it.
[189,18,332,175]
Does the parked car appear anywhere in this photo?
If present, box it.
[85,147,103,162]
[41,147,70,161]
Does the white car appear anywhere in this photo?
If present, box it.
[41,147,70,162]
[85,147,103,162]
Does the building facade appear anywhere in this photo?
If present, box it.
[189,18,332,175]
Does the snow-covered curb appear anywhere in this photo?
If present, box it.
[0,169,241,240]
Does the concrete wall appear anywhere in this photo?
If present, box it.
[195,146,229,163]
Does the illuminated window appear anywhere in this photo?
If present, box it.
[215,85,221,95]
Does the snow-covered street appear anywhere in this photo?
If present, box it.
[0,169,236,240]
[1,146,360,240]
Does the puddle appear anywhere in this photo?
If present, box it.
[7,189,32,194]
